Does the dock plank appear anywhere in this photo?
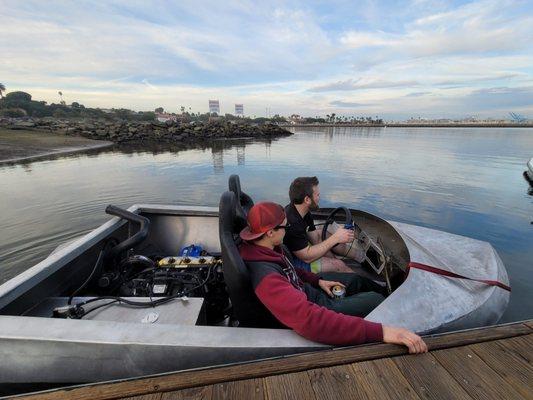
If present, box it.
[307,365,369,400]
[264,371,316,400]
[470,336,532,399]
[160,385,212,400]
[521,332,533,346]
[122,395,162,400]
[423,322,530,350]
[499,335,533,363]
[433,345,527,400]
[211,378,264,400]
[393,352,473,400]
[350,358,420,400]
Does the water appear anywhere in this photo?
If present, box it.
[0,127,531,322]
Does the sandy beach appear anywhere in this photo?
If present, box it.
[0,128,113,165]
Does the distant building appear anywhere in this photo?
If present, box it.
[288,114,303,124]
[235,104,244,116]
[156,112,178,123]
[209,100,220,114]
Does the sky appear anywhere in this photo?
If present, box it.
[1,0,532,120]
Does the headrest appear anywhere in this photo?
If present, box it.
[228,174,242,200]
[219,190,236,234]
[228,175,254,229]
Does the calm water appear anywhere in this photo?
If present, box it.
[0,127,532,322]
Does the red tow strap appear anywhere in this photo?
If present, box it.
[408,262,511,292]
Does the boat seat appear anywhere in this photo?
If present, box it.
[218,190,283,328]
[228,174,254,232]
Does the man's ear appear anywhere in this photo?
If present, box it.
[265,229,274,238]
[304,195,311,205]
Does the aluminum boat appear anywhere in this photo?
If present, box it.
[0,176,510,385]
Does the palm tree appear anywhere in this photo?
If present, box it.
[0,83,5,98]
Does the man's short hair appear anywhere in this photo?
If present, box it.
[289,176,319,204]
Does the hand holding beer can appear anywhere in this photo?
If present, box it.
[332,285,346,299]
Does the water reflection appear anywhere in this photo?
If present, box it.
[0,127,532,323]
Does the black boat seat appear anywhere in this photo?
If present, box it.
[218,191,282,328]
[228,174,254,232]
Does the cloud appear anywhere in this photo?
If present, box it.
[0,0,531,119]
[0,1,337,86]
[330,100,375,108]
[310,79,419,92]
[434,73,522,87]
[340,0,533,58]
[405,92,431,97]
[459,86,533,111]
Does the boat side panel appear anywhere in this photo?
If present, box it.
[0,224,128,315]
[0,315,326,384]
[0,339,319,383]
[139,213,221,255]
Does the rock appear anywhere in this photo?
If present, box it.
[14,121,36,128]
[0,116,292,145]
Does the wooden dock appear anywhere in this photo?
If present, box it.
[14,320,533,400]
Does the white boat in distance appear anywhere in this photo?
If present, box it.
[0,176,510,385]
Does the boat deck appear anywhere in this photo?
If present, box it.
[15,320,533,400]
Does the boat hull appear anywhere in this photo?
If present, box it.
[0,316,325,384]
[365,221,510,333]
[0,204,510,384]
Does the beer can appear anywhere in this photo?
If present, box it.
[332,285,346,299]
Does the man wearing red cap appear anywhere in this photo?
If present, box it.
[239,201,427,351]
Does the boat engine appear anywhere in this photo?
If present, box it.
[114,254,229,324]
[64,205,230,324]
[117,255,220,298]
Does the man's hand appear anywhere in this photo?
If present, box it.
[318,279,345,297]
[382,326,428,354]
[332,227,355,244]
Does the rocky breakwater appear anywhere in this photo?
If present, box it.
[0,117,292,145]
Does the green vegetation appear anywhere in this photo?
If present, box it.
[0,90,155,121]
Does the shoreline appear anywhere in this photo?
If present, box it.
[0,141,114,166]
[283,123,533,128]
[0,128,114,165]
[0,119,291,165]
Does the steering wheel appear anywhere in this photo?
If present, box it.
[321,207,356,247]
[321,207,392,294]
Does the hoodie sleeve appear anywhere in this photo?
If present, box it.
[295,268,320,287]
[254,273,383,345]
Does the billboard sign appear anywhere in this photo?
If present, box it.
[235,104,244,115]
[209,100,220,114]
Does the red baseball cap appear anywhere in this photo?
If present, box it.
[240,202,286,241]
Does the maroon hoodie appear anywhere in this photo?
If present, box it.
[239,242,383,346]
